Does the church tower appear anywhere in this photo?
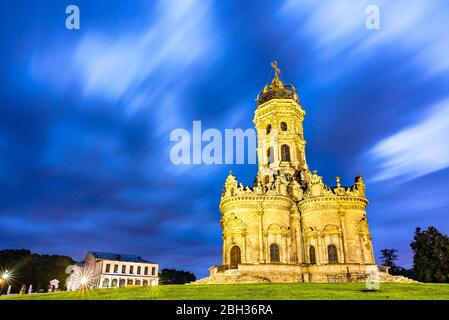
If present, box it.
[202,62,377,284]
[254,61,307,179]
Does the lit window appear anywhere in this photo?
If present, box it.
[102,278,110,288]
[328,244,338,263]
[267,147,274,164]
[280,122,287,131]
[309,246,316,264]
[281,145,290,161]
[270,243,280,262]
[266,124,272,134]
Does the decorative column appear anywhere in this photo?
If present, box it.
[339,210,348,263]
[296,228,302,263]
[271,121,279,167]
[258,209,264,263]
[358,233,366,264]
[222,235,227,265]
[292,208,303,264]
[317,233,325,264]
[243,231,247,263]
[338,233,345,264]
[264,231,269,262]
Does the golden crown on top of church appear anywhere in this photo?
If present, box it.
[256,61,299,105]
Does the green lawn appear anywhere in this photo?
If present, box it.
[1,283,449,300]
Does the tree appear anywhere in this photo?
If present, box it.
[379,249,399,267]
[411,226,449,283]
[0,249,75,292]
[159,268,196,284]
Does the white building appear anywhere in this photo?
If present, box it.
[67,251,159,290]
[48,279,60,292]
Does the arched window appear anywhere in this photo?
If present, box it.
[328,244,338,263]
[127,279,133,286]
[266,124,272,134]
[280,122,287,131]
[267,147,274,164]
[111,278,118,288]
[270,243,280,262]
[267,124,271,134]
[135,280,141,286]
[281,145,290,161]
[143,280,148,286]
[309,246,316,264]
[119,279,126,287]
[102,278,110,288]
[230,245,241,267]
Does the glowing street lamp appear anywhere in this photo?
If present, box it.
[80,276,88,286]
[0,271,9,295]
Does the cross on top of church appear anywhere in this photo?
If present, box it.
[271,61,281,77]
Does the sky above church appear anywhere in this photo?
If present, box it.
[1,0,449,278]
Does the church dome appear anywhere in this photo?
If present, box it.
[256,61,299,105]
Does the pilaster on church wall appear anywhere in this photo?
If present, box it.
[340,207,367,264]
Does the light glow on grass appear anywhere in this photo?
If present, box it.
[143,282,161,298]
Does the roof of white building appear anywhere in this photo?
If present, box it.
[89,251,155,263]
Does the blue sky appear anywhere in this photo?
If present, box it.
[1,0,449,278]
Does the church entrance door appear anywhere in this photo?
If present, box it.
[230,246,241,268]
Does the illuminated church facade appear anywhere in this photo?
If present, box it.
[200,62,377,283]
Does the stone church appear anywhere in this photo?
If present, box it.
[200,62,378,283]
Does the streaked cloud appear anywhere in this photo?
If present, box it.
[31,0,221,114]
[368,98,449,181]
[280,0,449,80]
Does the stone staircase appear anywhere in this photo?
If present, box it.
[191,265,418,285]
[377,265,417,283]
[378,272,417,283]
[191,269,271,285]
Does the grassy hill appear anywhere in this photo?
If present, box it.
[1,282,449,300]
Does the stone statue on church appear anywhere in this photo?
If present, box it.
[290,180,303,201]
[223,171,238,198]
[254,180,264,195]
